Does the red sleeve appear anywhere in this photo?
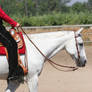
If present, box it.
[0,7,17,27]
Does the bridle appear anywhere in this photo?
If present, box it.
[18,26,80,72]
[74,32,81,63]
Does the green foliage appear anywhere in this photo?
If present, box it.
[71,2,88,13]
[1,0,92,26]
[8,12,92,26]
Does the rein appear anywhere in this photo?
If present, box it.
[18,26,78,71]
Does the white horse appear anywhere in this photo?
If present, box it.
[0,28,87,92]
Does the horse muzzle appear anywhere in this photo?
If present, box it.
[77,60,87,67]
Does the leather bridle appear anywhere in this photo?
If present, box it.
[18,26,79,72]
[74,32,81,63]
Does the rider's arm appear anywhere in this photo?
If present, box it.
[0,7,17,27]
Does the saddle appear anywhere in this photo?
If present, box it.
[0,28,28,75]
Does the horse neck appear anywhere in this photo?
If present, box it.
[29,31,74,59]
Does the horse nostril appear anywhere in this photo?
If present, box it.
[84,60,87,64]
[82,60,87,67]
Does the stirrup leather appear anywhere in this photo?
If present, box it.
[18,54,28,75]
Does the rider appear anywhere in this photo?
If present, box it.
[0,7,24,81]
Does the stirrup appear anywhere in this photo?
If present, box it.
[8,75,20,81]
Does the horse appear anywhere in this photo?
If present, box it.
[0,28,87,92]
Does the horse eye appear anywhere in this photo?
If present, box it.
[79,43,83,46]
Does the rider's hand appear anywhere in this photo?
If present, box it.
[16,23,20,27]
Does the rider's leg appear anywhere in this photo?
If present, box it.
[0,25,24,80]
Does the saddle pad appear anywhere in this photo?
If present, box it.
[0,32,25,55]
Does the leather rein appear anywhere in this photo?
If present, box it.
[18,26,80,72]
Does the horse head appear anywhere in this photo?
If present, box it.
[65,28,87,67]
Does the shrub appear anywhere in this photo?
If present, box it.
[4,12,92,26]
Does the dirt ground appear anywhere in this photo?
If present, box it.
[0,46,92,92]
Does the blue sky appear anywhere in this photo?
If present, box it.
[67,0,88,6]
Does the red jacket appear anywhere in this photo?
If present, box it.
[0,7,17,27]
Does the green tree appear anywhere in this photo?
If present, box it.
[87,0,92,11]
[88,0,92,6]
[71,2,88,13]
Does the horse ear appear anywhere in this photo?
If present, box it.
[76,28,84,34]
